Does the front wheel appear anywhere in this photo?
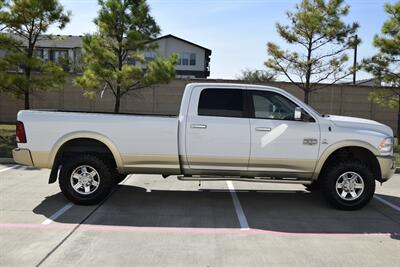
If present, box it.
[59,154,114,205]
[320,161,375,210]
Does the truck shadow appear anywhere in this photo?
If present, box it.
[33,184,400,239]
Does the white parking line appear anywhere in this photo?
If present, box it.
[226,181,249,230]
[40,174,131,225]
[0,165,18,173]
[374,195,400,213]
[42,203,74,225]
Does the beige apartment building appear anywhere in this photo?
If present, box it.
[2,34,212,79]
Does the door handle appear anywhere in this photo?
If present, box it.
[255,127,272,132]
[191,124,207,129]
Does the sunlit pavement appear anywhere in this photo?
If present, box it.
[1,164,399,266]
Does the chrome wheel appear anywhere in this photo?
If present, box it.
[335,172,364,201]
[70,165,100,195]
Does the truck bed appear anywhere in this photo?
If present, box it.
[17,110,180,172]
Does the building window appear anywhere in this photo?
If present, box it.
[51,50,69,62]
[43,49,50,61]
[190,53,196,65]
[178,52,196,66]
[32,49,44,59]
[126,57,136,65]
[180,53,189,65]
[144,51,156,61]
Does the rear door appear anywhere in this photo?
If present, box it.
[185,87,251,171]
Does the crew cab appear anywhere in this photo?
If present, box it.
[13,83,396,210]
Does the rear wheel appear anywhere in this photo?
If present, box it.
[59,154,114,205]
[320,161,375,210]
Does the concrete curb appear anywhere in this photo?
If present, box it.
[0,158,15,164]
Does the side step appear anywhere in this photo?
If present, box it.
[177,175,312,185]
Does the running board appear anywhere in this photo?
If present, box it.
[177,175,312,185]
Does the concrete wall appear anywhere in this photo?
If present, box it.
[0,77,397,135]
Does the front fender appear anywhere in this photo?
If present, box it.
[312,140,379,180]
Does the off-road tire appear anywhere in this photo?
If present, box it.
[320,161,375,210]
[59,154,114,205]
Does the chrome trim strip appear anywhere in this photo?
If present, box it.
[178,176,313,184]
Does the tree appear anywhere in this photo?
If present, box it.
[265,0,359,104]
[76,0,177,113]
[363,1,400,136]
[0,0,21,93]
[237,68,275,83]
[0,0,71,109]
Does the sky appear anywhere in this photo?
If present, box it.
[49,0,398,80]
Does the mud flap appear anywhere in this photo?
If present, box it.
[48,164,61,184]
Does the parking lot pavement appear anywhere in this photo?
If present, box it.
[1,164,400,266]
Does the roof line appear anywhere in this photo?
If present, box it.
[153,34,211,53]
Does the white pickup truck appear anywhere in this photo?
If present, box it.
[13,83,395,210]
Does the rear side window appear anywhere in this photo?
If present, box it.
[198,89,244,117]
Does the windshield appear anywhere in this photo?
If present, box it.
[304,103,322,117]
[286,92,322,117]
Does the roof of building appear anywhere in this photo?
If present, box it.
[36,35,83,48]
[152,34,212,54]
[14,34,212,54]
[7,34,83,48]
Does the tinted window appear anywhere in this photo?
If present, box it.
[144,51,156,61]
[180,53,189,65]
[198,89,244,117]
[251,91,297,120]
[189,53,196,65]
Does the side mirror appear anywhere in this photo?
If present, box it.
[294,107,302,120]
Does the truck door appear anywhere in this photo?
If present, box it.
[185,88,251,172]
[247,90,320,177]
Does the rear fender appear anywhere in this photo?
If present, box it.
[48,131,123,184]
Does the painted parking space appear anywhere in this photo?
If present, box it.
[0,167,400,266]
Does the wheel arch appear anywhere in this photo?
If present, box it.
[313,140,381,181]
[48,132,123,183]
